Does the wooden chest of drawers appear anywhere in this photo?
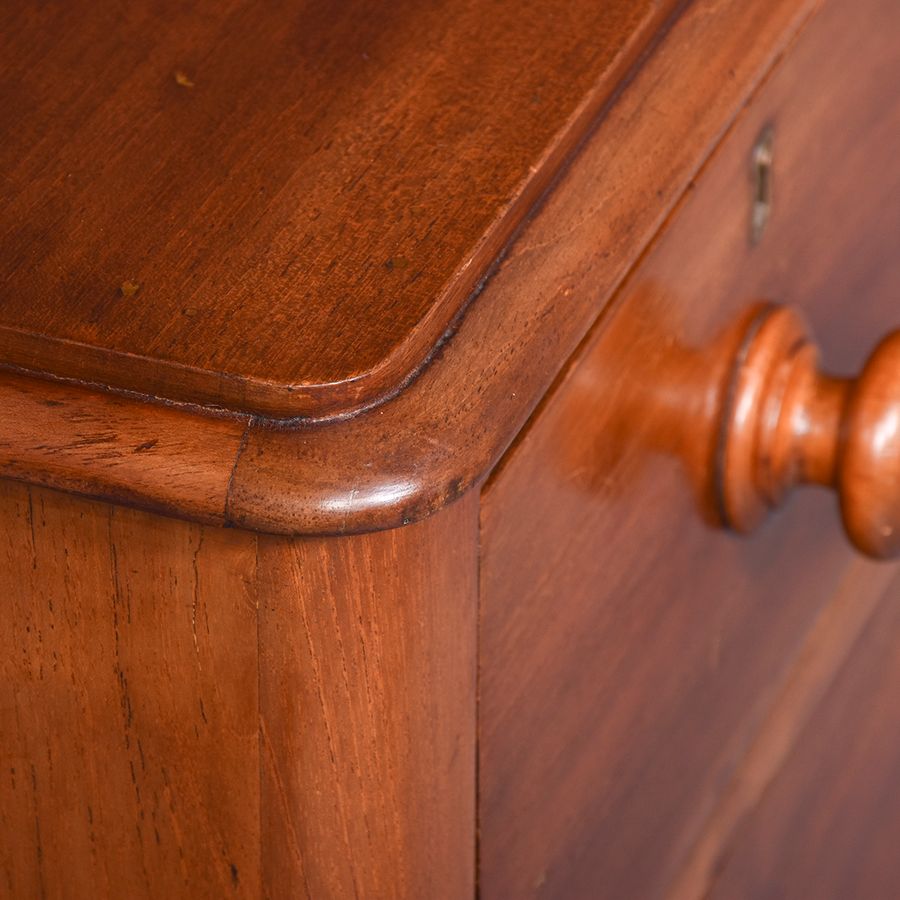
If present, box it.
[2,0,900,897]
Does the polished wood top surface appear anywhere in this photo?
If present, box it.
[0,0,819,534]
[0,0,671,416]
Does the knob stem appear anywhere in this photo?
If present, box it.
[794,373,848,489]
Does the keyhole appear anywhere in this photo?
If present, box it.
[751,126,774,244]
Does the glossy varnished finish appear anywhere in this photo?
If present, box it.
[0,371,247,525]
[713,306,900,559]
[619,302,900,559]
[222,0,820,535]
[0,0,817,535]
[0,6,837,889]
[479,0,900,893]
[3,0,900,895]
[0,0,674,417]
[0,482,476,898]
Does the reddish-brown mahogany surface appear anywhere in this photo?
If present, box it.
[0,0,675,417]
[4,0,900,896]
[0,481,260,898]
[710,306,900,559]
[0,481,477,898]
[0,371,247,525]
[257,495,477,898]
[603,300,900,560]
[479,0,900,894]
[708,571,900,900]
[0,0,820,535]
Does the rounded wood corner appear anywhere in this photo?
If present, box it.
[223,416,485,536]
[0,0,810,537]
[0,367,491,536]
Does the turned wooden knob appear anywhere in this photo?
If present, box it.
[716,305,900,559]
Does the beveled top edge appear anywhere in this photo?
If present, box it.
[0,0,816,534]
[0,0,672,419]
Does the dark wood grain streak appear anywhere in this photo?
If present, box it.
[478,0,900,892]
[0,0,675,417]
[256,494,478,898]
[0,481,260,899]
[0,371,247,524]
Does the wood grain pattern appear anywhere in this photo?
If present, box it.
[256,493,478,899]
[478,0,900,893]
[605,299,900,559]
[225,0,819,534]
[0,370,246,525]
[480,465,871,898]
[0,480,260,898]
[0,0,674,417]
[0,0,817,535]
[0,482,477,897]
[668,558,898,900]
[706,569,900,900]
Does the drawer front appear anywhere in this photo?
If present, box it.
[479,0,900,896]
[706,570,900,899]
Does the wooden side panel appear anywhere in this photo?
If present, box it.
[478,0,900,895]
[257,495,478,898]
[0,480,478,897]
[0,481,260,898]
[708,570,900,899]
